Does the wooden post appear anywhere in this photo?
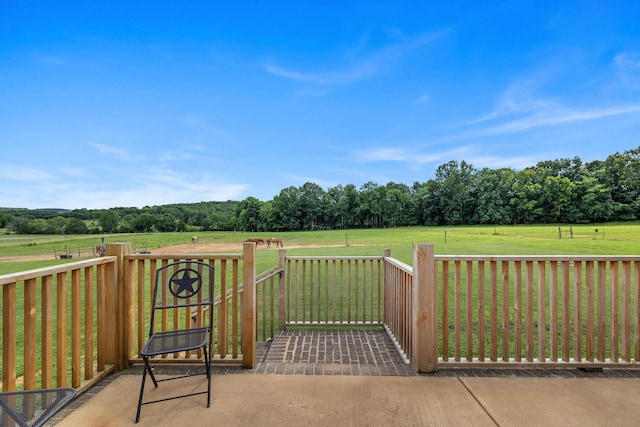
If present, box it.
[382,249,391,326]
[105,242,132,370]
[278,248,287,331]
[242,242,257,368]
[123,254,137,363]
[412,244,438,373]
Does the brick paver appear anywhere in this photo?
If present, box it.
[255,329,417,376]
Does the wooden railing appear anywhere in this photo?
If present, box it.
[383,251,413,363]
[436,255,640,368]
[281,255,384,327]
[0,241,259,394]
[3,242,639,396]
[272,246,640,372]
[1,257,118,392]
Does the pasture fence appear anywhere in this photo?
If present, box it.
[53,245,103,259]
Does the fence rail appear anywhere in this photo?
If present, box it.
[1,257,118,392]
[282,256,384,326]
[436,255,640,368]
[3,243,640,396]
[383,254,413,362]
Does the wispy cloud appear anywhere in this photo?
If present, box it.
[283,174,338,189]
[61,167,90,178]
[615,52,640,90]
[354,145,474,167]
[462,154,543,170]
[37,55,69,67]
[87,142,145,163]
[0,165,52,181]
[460,79,554,126]
[352,145,543,172]
[457,77,640,139]
[265,29,449,86]
[460,104,640,139]
[0,162,249,209]
[415,92,430,105]
[150,45,174,61]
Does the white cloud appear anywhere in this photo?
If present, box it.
[0,165,52,181]
[283,174,338,189]
[614,52,640,90]
[462,104,640,139]
[354,145,474,167]
[463,154,543,170]
[457,78,640,140]
[351,144,544,173]
[0,160,249,209]
[86,142,145,163]
[265,29,448,86]
[37,55,69,67]
[415,92,430,105]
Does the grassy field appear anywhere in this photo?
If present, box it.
[1,223,640,276]
[2,223,639,383]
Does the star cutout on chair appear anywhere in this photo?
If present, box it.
[170,270,200,298]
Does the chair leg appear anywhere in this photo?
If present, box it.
[205,347,212,408]
[136,357,160,423]
[135,365,147,423]
[144,357,159,388]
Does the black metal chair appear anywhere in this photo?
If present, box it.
[135,260,215,423]
[0,387,76,427]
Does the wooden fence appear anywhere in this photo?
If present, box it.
[272,246,640,372]
[3,242,639,396]
[436,255,640,368]
[1,257,118,392]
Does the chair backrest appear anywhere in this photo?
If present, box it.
[149,260,215,338]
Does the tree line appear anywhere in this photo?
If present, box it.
[2,147,640,235]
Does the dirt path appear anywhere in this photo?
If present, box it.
[0,253,58,262]
[0,242,298,263]
[0,241,354,263]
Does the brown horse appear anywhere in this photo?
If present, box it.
[266,237,283,248]
[244,238,265,245]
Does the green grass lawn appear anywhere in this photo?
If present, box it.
[2,223,640,275]
[2,223,639,383]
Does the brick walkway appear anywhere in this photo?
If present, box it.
[253,329,416,376]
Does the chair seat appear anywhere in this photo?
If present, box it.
[140,327,210,356]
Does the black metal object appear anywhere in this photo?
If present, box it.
[0,387,76,427]
[135,261,215,423]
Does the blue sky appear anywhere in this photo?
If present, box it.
[2,1,640,210]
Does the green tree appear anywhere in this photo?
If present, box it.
[271,186,302,231]
[98,210,120,233]
[64,218,89,234]
[471,168,515,224]
[540,175,574,223]
[299,182,326,230]
[356,182,384,228]
[382,182,415,227]
[236,197,263,232]
[510,169,543,224]
[434,160,475,225]
[133,213,156,232]
[155,214,177,232]
[0,213,14,228]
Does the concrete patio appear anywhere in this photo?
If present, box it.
[50,330,640,427]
